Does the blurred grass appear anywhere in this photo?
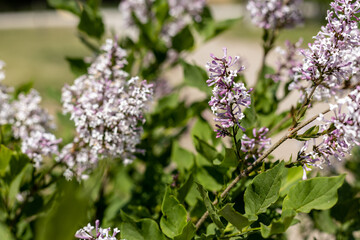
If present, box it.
[0,27,91,104]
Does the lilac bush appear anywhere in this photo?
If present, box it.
[1,0,360,239]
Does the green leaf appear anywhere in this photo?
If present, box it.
[280,166,303,197]
[0,145,12,174]
[174,222,196,240]
[196,182,224,229]
[36,180,90,240]
[8,164,30,208]
[294,125,321,141]
[218,203,250,231]
[178,173,194,203]
[65,57,89,77]
[283,175,345,213]
[244,162,285,220]
[171,142,195,174]
[120,215,167,240]
[160,188,188,238]
[0,223,14,240]
[191,118,219,146]
[313,210,337,234]
[47,0,81,15]
[260,209,296,238]
[219,148,238,168]
[195,167,223,192]
[181,61,212,95]
[172,26,194,51]
[193,136,221,163]
[78,6,104,39]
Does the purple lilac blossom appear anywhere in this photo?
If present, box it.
[206,48,251,138]
[75,219,120,240]
[241,127,271,161]
[298,0,360,101]
[247,0,303,30]
[0,62,61,167]
[267,39,303,83]
[0,61,14,125]
[299,86,360,178]
[21,131,61,168]
[60,38,153,180]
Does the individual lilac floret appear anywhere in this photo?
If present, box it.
[61,38,153,180]
[299,0,360,101]
[247,0,303,30]
[299,86,360,178]
[241,127,271,161]
[206,48,251,138]
[21,131,61,168]
[75,219,120,240]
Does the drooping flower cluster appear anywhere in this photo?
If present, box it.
[0,61,61,168]
[60,38,153,180]
[206,48,251,138]
[299,0,360,101]
[75,220,120,240]
[299,86,360,177]
[247,0,303,30]
[119,0,206,47]
[241,127,271,161]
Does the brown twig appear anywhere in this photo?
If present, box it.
[195,108,330,230]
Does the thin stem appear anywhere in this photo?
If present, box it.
[195,109,330,230]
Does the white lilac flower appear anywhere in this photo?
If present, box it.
[21,131,61,168]
[75,220,120,240]
[0,61,61,167]
[206,48,251,138]
[241,127,271,161]
[60,38,153,180]
[299,86,360,173]
[299,0,360,101]
[267,39,303,83]
[247,0,303,30]
[0,62,14,125]
[12,89,55,140]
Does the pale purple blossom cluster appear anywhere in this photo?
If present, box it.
[206,48,251,138]
[75,220,120,240]
[241,127,271,161]
[299,86,360,177]
[299,0,360,101]
[0,61,61,168]
[119,0,206,47]
[60,39,153,180]
[247,0,303,30]
[267,39,303,83]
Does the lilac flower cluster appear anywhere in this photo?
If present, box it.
[299,0,360,101]
[267,39,303,83]
[0,61,13,125]
[206,48,251,138]
[60,39,153,180]
[299,86,360,177]
[247,0,303,30]
[75,220,120,240]
[241,127,271,161]
[0,61,61,168]
[119,0,206,47]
